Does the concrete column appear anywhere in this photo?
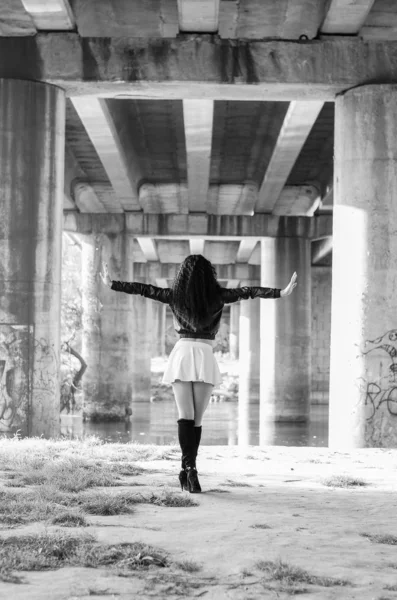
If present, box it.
[0,79,65,437]
[238,294,260,446]
[132,294,153,402]
[229,303,240,360]
[330,85,397,448]
[152,302,166,357]
[81,233,136,420]
[259,238,311,440]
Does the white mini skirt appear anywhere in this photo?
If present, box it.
[162,339,223,386]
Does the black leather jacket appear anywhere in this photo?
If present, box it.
[111,281,281,341]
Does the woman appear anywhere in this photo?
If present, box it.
[101,255,297,493]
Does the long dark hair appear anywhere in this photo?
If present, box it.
[172,255,221,321]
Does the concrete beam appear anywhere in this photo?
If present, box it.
[189,239,205,255]
[256,101,324,213]
[139,183,188,214]
[178,0,219,33]
[236,239,258,263]
[311,236,333,264]
[1,0,37,35]
[64,144,106,212]
[136,238,158,262]
[272,185,321,217]
[219,0,327,40]
[21,0,75,30]
[135,262,260,282]
[71,97,141,211]
[70,0,178,37]
[3,35,397,100]
[183,99,214,212]
[226,279,240,288]
[207,183,257,215]
[63,212,332,240]
[321,0,375,35]
[321,184,334,209]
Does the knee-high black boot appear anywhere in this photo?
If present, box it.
[177,418,201,493]
[194,425,202,464]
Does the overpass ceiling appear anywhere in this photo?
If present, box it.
[6,0,397,41]
[6,0,395,270]
[65,97,335,216]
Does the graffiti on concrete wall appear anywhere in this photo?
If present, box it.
[0,324,31,432]
[0,325,59,432]
[359,329,397,421]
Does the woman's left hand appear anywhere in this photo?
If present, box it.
[281,272,297,297]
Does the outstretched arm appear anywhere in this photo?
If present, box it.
[221,272,297,304]
[100,261,171,304]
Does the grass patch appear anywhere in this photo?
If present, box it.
[50,510,88,527]
[256,558,350,589]
[0,486,196,528]
[174,560,202,573]
[79,541,169,570]
[69,490,139,516]
[144,490,198,507]
[0,530,169,581]
[0,488,66,527]
[322,475,368,488]
[251,524,272,530]
[206,488,231,493]
[0,436,179,474]
[0,569,26,584]
[361,533,397,545]
[384,584,397,591]
[5,457,122,492]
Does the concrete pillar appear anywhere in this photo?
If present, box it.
[259,238,311,441]
[81,233,136,420]
[238,295,260,445]
[0,79,65,437]
[229,303,240,360]
[152,302,166,357]
[132,294,153,402]
[330,84,397,448]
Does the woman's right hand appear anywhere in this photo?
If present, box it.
[100,262,112,288]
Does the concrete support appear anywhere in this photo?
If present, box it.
[330,85,397,448]
[0,79,65,437]
[229,303,240,360]
[259,238,311,441]
[152,302,166,358]
[81,233,136,420]
[131,295,153,401]
[238,297,260,445]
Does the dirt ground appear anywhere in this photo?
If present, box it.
[2,444,397,599]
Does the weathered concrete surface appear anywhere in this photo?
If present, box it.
[260,237,311,432]
[239,296,260,403]
[1,35,397,99]
[81,233,136,420]
[238,296,260,446]
[152,302,166,358]
[329,84,397,448]
[0,79,65,437]
[229,303,240,360]
[63,212,332,240]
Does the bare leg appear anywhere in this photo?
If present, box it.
[171,380,194,420]
[192,382,213,426]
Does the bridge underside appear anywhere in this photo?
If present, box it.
[0,0,396,447]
